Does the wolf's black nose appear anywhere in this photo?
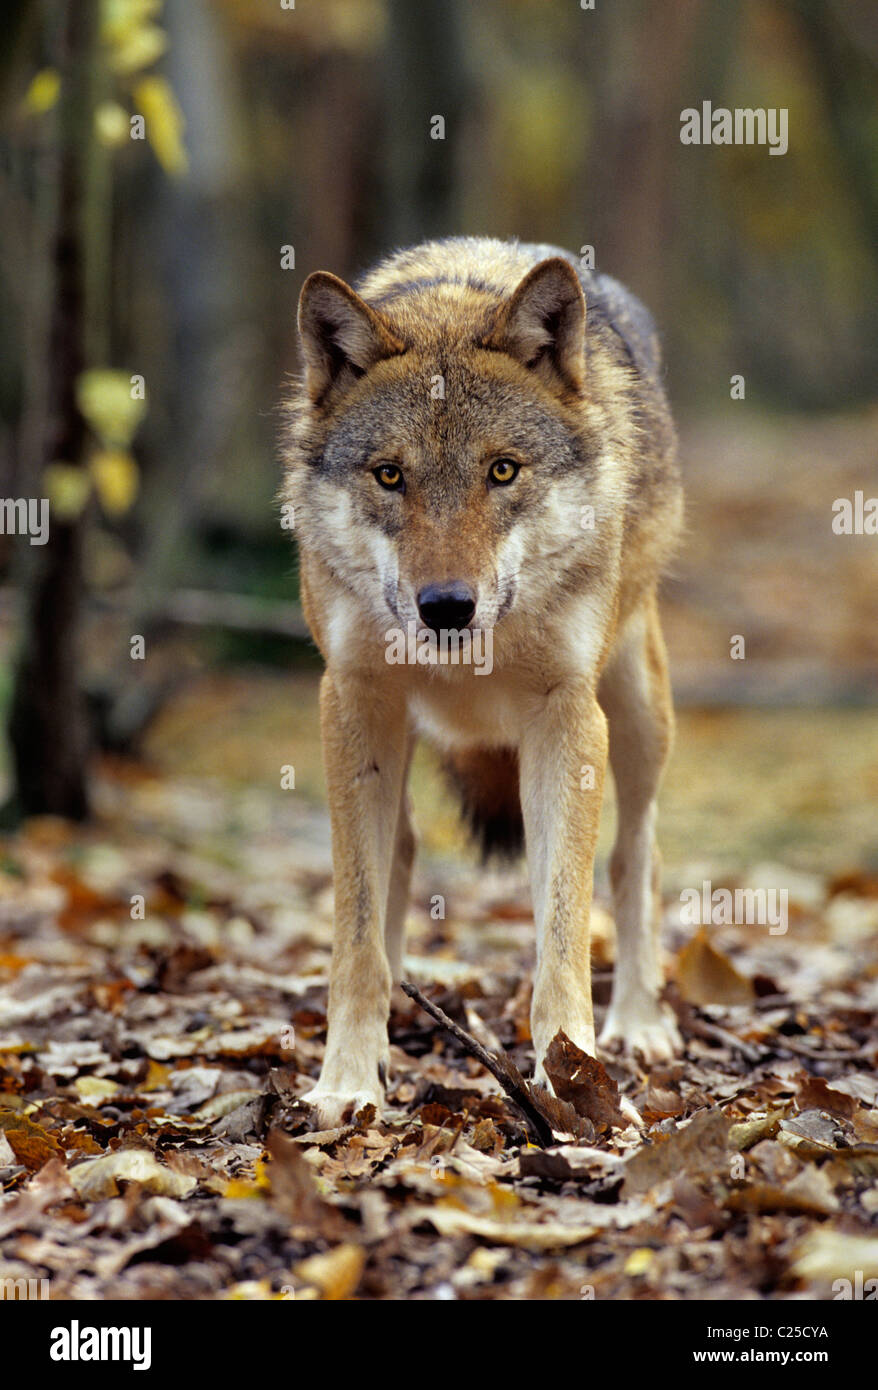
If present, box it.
[417,582,476,632]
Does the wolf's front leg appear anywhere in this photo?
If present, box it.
[303,669,409,1127]
[519,681,608,1087]
[597,598,682,1062]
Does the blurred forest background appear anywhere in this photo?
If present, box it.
[0,0,876,872]
[3,2,878,1307]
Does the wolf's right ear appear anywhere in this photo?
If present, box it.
[297,272,404,406]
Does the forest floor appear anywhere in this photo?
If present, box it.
[1,677,877,1301]
[1,409,877,1300]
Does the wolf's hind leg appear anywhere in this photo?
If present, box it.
[598,593,682,1063]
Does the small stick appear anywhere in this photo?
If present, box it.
[401,979,555,1147]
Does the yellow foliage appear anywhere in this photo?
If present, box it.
[101,0,168,75]
[101,0,164,45]
[623,1247,655,1276]
[133,75,188,176]
[223,1280,284,1300]
[223,1157,271,1199]
[43,464,92,522]
[95,101,131,148]
[74,1075,120,1102]
[89,449,140,516]
[294,1244,366,1300]
[69,1148,196,1199]
[23,68,60,115]
[76,368,147,448]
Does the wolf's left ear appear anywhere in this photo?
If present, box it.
[298,271,404,405]
[483,258,586,392]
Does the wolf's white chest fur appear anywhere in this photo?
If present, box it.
[326,585,608,753]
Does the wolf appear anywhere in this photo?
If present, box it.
[281,237,684,1126]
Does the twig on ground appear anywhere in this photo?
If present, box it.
[402,979,555,1146]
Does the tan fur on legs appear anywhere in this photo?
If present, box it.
[598,591,682,1062]
[520,681,608,1085]
[302,670,409,1126]
[384,776,416,983]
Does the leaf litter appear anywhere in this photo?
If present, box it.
[0,764,877,1300]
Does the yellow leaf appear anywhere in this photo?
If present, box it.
[223,1178,264,1200]
[106,23,168,76]
[69,1149,197,1200]
[89,449,139,516]
[224,1279,280,1300]
[294,1244,366,1300]
[143,1059,171,1091]
[0,1109,60,1170]
[23,68,60,115]
[792,1229,878,1284]
[623,1247,655,1276]
[224,1159,271,1200]
[133,75,188,176]
[101,0,163,45]
[95,100,130,147]
[76,368,146,448]
[43,463,92,521]
[74,1075,120,1102]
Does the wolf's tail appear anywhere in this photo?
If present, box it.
[441,746,524,861]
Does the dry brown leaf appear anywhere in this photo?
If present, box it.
[0,1156,73,1237]
[265,1128,348,1237]
[542,1032,626,1132]
[726,1164,839,1216]
[622,1109,731,1195]
[796,1075,858,1120]
[0,1109,60,1170]
[675,929,754,1006]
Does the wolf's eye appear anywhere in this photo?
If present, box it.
[489,457,519,486]
[373,463,404,491]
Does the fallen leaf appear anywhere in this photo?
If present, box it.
[796,1075,858,1121]
[294,1243,365,1299]
[69,1149,197,1200]
[675,929,754,1006]
[0,1110,60,1170]
[411,1204,599,1249]
[542,1032,626,1132]
[791,1229,878,1285]
[726,1164,839,1216]
[622,1109,731,1195]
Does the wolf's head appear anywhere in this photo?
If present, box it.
[284,253,630,650]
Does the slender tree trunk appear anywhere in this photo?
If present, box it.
[791,0,878,251]
[7,0,96,820]
[382,0,470,244]
[581,0,704,318]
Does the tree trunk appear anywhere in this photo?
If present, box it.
[7,0,96,820]
[382,0,470,245]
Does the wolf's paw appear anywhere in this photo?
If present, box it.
[301,1084,384,1129]
[599,1007,682,1066]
